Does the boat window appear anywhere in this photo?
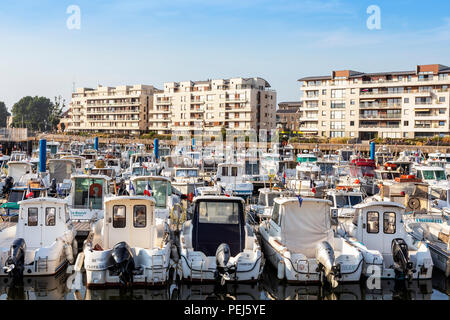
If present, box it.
[335,196,350,208]
[74,178,104,210]
[367,211,379,233]
[383,212,396,234]
[222,166,228,176]
[271,202,280,225]
[8,190,24,203]
[327,195,334,205]
[198,201,240,224]
[435,170,446,181]
[28,208,38,226]
[45,207,56,226]
[113,205,126,228]
[349,196,363,206]
[135,180,168,208]
[267,193,279,207]
[422,170,436,180]
[231,167,238,176]
[133,205,147,228]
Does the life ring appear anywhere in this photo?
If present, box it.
[89,183,102,197]
[188,192,194,202]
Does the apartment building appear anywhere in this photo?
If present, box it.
[151,77,276,135]
[276,101,302,132]
[298,64,450,140]
[67,84,156,136]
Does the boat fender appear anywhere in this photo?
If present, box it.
[64,243,74,264]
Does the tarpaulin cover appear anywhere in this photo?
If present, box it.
[280,200,333,258]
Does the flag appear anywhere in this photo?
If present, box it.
[144,181,152,197]
[282,171,286,185]
[129,181,136,195]
[56,184,62,196]
[26,184,33,199]
[193,184,198,197]
[297,195,303,207]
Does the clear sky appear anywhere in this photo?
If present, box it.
[1,0,449,110]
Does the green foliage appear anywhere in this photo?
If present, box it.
[11,95,64,132]
[0,101,10,127]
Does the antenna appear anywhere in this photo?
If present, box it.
[72,81,76,93]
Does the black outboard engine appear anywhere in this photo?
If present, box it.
[110,242,135,286]
[2,176,14,197]
[391,238,414,280]
[215,243,236,285]
[4,238,26,283]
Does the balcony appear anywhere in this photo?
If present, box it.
[359,114,401,119]
[359,103,402,109]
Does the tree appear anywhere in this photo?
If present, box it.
[0,101,10,127]
[60,122,66,132]
[11,95,64,132]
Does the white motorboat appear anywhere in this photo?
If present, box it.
[326,188,364,221]
[215,163,253,198]
[0,197,76,280]
[81,196,171,287]
[178,195,263,283]
[258,197,363,287]
[337,201,434,280]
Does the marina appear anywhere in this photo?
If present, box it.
[0,137,449,300]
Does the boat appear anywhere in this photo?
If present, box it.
[178,195,263,283]
[258,197,363,287]
[81,195,172,287]
[0,197,76,280]
[326,188,364,221]
[215,163,253,198]
[337,201,434,280]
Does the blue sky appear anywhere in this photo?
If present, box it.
[1,0,450,110]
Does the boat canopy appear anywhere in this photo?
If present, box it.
[276,198,333,257]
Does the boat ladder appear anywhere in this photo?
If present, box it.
[36,256,48,273]
[150,254,165,284]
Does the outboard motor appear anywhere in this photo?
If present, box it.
[215,243,236,285]
[391,238,414,280]
[2,176,14,197]
[3,238,26,283]
[315,241,341,288]
[109,242,135,286]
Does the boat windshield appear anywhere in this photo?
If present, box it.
[8,190,25,203]
[421,170,446,181]
[132,167,154,176]
[333,195,363,208]
[135,180,169,208]
[198,201,240,224]
[176,169,198,177]
[258,193,279,206]
[73,178,104,209]
[318,163,334,175]
[298,156,317,163]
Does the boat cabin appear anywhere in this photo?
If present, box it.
[130,176,172,210]
[349,158,376,178]
[69,174,111,221]
[297,153,317,164]
[412,166,446,185]
[191,196,246,257]
[7,161,33,184]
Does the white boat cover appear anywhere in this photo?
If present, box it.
[280,200,333,258]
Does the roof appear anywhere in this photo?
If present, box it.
[18,197,68,206]
[105,195,156,204]
[297,64,450,81]
[71,174,112,181]
[131,176,170,182]
[353,201,405,210]
[193,195,245,203]
[274,197,332,206]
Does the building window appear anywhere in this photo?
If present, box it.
[439,109,445,114]
[322,111,326,116]
[439,97,446,103]
[350,100,355,105]
[404,109,409,115]
[322,121,326,126]
[350,121,354,126]
[439,121,445,126]
[404,98,409,104]
[404,121,409,126]
[322,101,326,106]
[322,89,326,95]
[350,110,355,116]
[351,88,356,94]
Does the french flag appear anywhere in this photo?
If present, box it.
[26,184,33,199]
[282,171,286,185]
[144,181,152,197]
